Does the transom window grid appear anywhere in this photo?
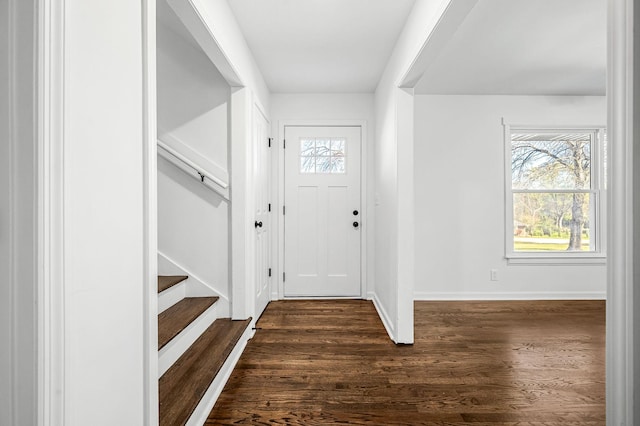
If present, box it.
[300,138,346,174]
[505,128,605,258]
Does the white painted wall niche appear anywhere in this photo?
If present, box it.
[413,94,607,300]
[156,1,231,304]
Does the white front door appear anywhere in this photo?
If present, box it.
[254,105,271,318]
[284,126,361,297]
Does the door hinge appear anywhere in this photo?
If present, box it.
[283,205,286,215]
[283,272,286,282]
[283,139,286,149]
[268,137,273,147]
[268,203,271,212]
[268,268,272,277]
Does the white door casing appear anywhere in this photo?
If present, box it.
[284,126,361,297]
[254,104,271,319]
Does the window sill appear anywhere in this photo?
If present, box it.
[506,254,607,266]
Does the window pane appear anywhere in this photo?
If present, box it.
[331,139,345,157]
[299,136,347,174]
[331,158,345,173]
[511,133,591,190]
[316,139,331,156]
[513,192,592,252]
[301,139,315,156]
[315,156,331,173]
[300,156,315,173]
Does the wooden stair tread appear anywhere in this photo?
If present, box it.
[158,275,188,293]
[159,318,251,426]
[158,297,219,350]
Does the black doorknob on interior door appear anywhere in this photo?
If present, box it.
[353,221,359,228]
[255,221,263,228]
[353,210,359,216]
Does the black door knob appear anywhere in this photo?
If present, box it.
[254,221,263,228]
[353,210,359,216]
[353,221,359,228]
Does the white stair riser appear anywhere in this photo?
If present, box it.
[186,326,254,426]
[158,281,187,313]
[158,302,220,377]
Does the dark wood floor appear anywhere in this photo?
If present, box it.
[207,300,605,425]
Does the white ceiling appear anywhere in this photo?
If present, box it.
[415,0,607,96]
[227,0,416,93]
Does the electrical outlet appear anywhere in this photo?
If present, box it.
[490,269,498,281]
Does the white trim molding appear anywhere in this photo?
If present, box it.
[369,292,395,342]
[142,0,159,424]
[607,0,635,424]
[38,0,66,423]
[415,291,607,301]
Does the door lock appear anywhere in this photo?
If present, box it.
[254,221,263,228]
[353,210,359,216]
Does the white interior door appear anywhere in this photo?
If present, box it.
[254,105,271,318]
[284,126,361,297]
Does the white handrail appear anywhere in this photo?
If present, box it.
[157,140,230,201]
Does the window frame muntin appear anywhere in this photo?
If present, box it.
[503,123,607,263]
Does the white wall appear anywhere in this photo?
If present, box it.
[270,94,375,298]
[414,95,607,299]
[157,157,230,298]
[157,14,230,300]
[373,0,452,342]
[59,2,146,424]
[1,0,38,424]
[157,12,229,174]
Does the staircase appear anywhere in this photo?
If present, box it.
[157,275,251,426]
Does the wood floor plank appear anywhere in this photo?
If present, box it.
[159,318,250,426]
[158,297,218,350]
[207,300,605,425]
[158,275,188,293]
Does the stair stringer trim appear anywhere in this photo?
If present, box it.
[158,250,230,317]
[186,323,255,426]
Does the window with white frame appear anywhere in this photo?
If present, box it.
[506,127,606,259]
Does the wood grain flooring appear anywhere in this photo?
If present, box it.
[207,300,605,425]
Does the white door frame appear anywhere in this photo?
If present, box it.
[252,98,272,320]
[276,120,369,300]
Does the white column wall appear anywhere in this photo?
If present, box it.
[373,0,452,343]
[61,2,146,424]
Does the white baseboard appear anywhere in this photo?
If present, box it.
[159,301,220,377]
[186,322,253,426]
[368,291,395,342]
[158,251,230,317]
[413,291,607,301]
